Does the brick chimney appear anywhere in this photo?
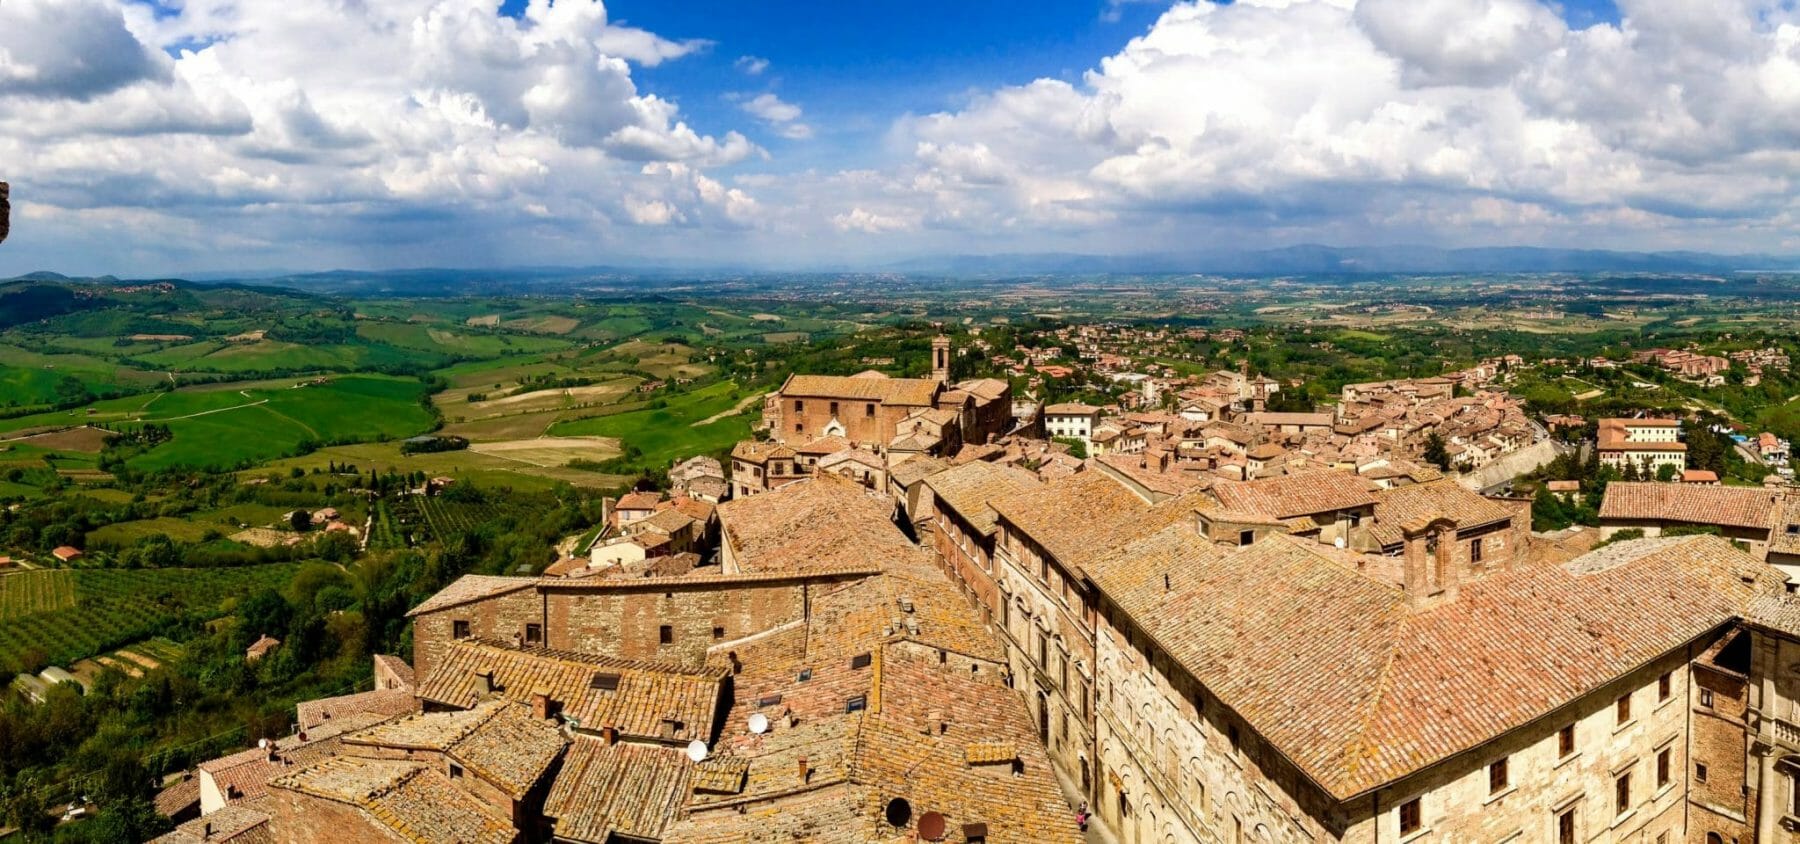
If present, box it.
[473,668,494,695]
[531,689,553,720]
[1401,518,1459,609]
[798,755,811,784]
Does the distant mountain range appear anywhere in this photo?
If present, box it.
[883,245,1800,275]
[7,245,1799,293]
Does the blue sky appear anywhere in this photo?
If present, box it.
[5,0,1799,276]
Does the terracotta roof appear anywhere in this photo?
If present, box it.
[269,757,516,844]
[150,804,270,844]
[372,654,415,689]
[1683,470,1720,483]
[1092,532,1784,800]
[407,575,537,616]
[889,455,950,487]
[1209,470,1377,520]
[153,775,200,818]
[346,701,567,799]
[197,710,396,807]
[1597,418,1687,451]
[617,491,662,511]
[1244,411,1334,427]
[1743,593,1800,639]
[924,461,1042,536]
[416,639,722,743]
[717,475,917,572]
[991,471,1154,571]
[636,506,697,535]
[543,739,693,844]
[729,440,794,463]
[796,435,851,455]
[296,688,415,730]
[1367,478,1517,546]
[781,373,940,406]
[1598,482,1781,530]
[1042,402,1102,416]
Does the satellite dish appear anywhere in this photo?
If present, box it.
[918,811,947,841]
[257,738,270,749]
[686,740,709,763]
[747,712,770,734]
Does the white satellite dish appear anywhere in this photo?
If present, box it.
[686,740,709,763]
[257,738,270,749]
[747,712,770,735]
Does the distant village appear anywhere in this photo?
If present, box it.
[145,331,1800,844]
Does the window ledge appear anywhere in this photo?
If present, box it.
[1483,786,1516,806]
[1398,827,1432,844]
[1613,718,1638,735]
[1554,751,1582,770]
[1611,808,1637,830]
[1655,695,1677,713]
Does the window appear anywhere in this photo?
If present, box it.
[1558,724,1576,757]
[1036,631,1049,668]
[452,619,470,639]
[866,403,875,417]
[591,673,621,691]
[1558,808,1577,844]
[1398,798,1421,835]
[1240,529,1255,546]
[845,695,867,713]
[1489,757,1509,794]
[1700,688,1714,707]
[524,623,542,645]
[829,401,839,416]
[1657,748,1671,789]
[1470,537,1483,564]
[850,652,872,670]
[712,626,725,640]
[1616,693,1632,725]
[1707,834,1724,844]
[658,625,673,645]
[794,400,804,412]
[1695,762,1708,782]
[448,762,463,779]
[1615,772,1631,815]
[795,422,803,432]
[1658,672,1671,701]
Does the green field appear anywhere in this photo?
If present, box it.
[0,564,300,670]
[0,570,76,620]
[548,380,757,472]
[125,375,437,470]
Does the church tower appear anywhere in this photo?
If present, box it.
[931,335,951,383]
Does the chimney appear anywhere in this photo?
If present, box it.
[798,755,811,784]
[531,689,552,720]
[1401,519,1458,609]
[601,726,619,745]
[202,821,213,839]
[473,668,494,695]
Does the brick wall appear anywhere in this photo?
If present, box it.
[777,396,920,446]
[547,582,807,667]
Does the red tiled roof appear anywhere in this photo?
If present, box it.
[1598,482,1780,530]
[780,373,940,406]
[1092,532,1784,800]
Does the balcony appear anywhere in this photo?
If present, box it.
[1772,717,1800,750]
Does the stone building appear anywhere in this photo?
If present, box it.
[1599,482,1785,560]
[1599,417,1688,476]
[1082,532,1784,844]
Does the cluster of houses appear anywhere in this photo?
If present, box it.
[155,419,1800,844]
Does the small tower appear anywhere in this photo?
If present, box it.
[930,335,951,383]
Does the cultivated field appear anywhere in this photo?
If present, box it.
[0,565,299,670]
[469,436,621,467]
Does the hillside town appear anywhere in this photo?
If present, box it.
[148,344,1800,844]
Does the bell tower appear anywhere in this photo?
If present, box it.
[931,335,951,383]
